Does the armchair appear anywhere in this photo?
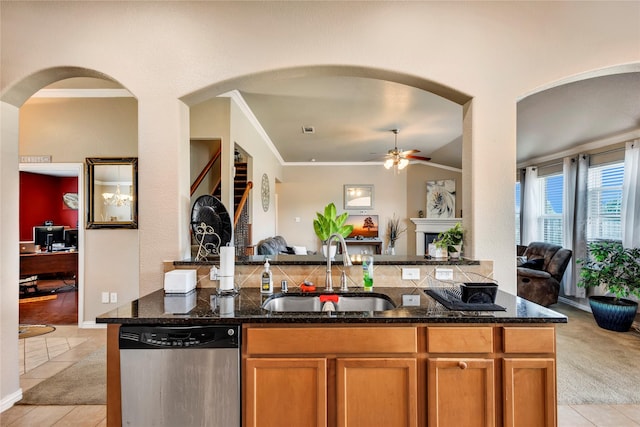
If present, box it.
[517,242,572,307]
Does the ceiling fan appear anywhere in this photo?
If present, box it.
[383,129,431,170]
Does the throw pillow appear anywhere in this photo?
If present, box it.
[520,258,544,270]
[293,246,307,255]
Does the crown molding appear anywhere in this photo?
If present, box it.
[217,89,285,165]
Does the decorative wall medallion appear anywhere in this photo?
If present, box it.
[63,193,79,210]
[261,173,270,212]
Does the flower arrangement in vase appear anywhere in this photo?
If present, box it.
[386,214,406,255]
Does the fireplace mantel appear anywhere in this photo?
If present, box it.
[410,218,462,255]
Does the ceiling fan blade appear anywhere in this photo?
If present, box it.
[406,155,431,161]
[400,149,420,155]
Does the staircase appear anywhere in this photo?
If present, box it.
[213,162,248,214]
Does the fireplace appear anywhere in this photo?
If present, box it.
[410,218,462,255]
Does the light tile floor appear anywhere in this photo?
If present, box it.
[2,325,640,426]
[2,326,106,427]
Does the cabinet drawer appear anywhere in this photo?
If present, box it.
[247,326,417,355]
[503,327,555,354]
[427,326,493,353]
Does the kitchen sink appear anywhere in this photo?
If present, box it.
[261,293,396,312]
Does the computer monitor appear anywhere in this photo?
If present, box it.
[64,229,78,248]
[33,225,65,250]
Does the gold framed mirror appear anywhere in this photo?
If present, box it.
[86,157,138,229]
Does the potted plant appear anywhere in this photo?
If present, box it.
[434,222,464,259]
[577,241,640,332]
[313,202,353,258]
[386,214,406,255]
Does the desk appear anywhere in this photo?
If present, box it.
[341,239,384,255]
[20,251,78,284]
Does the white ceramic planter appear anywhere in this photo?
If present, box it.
[322,244,337,260]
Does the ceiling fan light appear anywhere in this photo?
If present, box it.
[384,158,394,169]
[398,158,409,169]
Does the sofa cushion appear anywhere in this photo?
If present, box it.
[293,246,308,255]
[520,258,544,270]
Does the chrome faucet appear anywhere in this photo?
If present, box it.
[325,233,353,292]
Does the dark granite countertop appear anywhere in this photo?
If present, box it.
[175,254,480,266]
[96,287,567,325]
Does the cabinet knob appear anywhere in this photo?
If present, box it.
[458,361,468,370]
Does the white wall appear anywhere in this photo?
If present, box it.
[2,1,639,409]
[229,99,283,243]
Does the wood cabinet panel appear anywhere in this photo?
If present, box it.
[247,326,417,355]
[427,358,496,427]
[503,358,556,427]
[336,358,418,427]
[427,326,493,353]
[245,358,327,427]
[503,327,555,354]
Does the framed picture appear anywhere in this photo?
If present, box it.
[345,215,379,238]
[344,184,374,209]
[426,179,456,218]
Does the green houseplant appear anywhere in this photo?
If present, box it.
[577,241,640,332]
[313,202,353,258]
[434,222,464,259]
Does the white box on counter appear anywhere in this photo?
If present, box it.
[164,269,197,294]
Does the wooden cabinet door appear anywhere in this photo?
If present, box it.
[336,358,418,427]
[427,358,495,427]
[503,358,556,427]
[245,358,327,427]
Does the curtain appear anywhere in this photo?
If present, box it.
[521,166,540,245]
[621,140,640,248]
[562,157,577,296]
[562,155,587,297]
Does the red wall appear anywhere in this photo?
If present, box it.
[19,172,78,241]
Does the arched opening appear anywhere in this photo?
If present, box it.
[181,65,473,258]
[1,66,139,408]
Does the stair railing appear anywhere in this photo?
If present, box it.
[234,181,253,226]
[190,148,221,196]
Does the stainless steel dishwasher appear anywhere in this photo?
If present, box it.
[119,325,240,427]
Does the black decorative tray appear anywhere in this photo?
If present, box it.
[425,287,506,311]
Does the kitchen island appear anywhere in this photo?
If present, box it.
[98,286,566,427]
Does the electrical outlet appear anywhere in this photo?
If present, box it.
[101,292,109,304]
[402,268,420,280]
[110,292,118,304]
[402,294,421,306]
[435,268,454,281]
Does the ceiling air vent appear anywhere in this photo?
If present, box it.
[301,126,315,134]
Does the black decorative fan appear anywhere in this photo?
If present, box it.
[190,195,232,258]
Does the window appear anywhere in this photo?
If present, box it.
[587,162,624,241]
[515,181,521,245]
[539,173,563,245]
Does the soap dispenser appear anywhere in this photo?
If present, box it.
[261,259,274,294]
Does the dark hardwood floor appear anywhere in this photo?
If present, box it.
[19,279,78,325]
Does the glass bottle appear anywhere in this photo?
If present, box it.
[362,251,374,291]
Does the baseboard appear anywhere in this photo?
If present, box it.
[0,388,23,413]
[557,296,591,312]
[80,320,107,329]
